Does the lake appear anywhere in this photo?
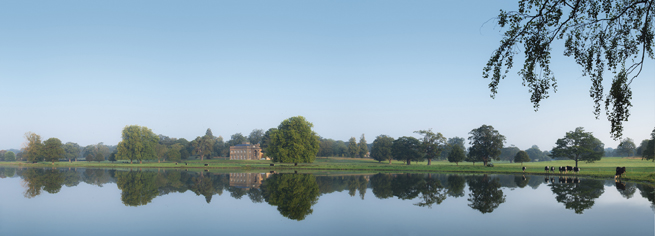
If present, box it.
[0,167,652,236]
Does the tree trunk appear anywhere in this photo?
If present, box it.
[158,160,160,163]
[389,159,392,164]
[140,160,142,164]
[427,159,431,165]
[406,159,411,165]
[456,162,458,166]
[52,161,54,165]
[69,159,71,163]
[130,160,133,164]
[201,155,204,161]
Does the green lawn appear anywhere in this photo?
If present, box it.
[2,156,654,182]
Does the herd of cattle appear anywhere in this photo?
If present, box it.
[529,165,628,178]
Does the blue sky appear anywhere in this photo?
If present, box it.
[1,0,653,151]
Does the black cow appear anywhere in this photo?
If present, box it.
[204,163,208,167]
[185,162,188,166]
[270,164,275,167]
[175,162,178,165]
[559,166,565,174]
[550,166,555,173]
[573,167,580,174]
[615,167,627,178]
[522,166,526,172]
[544,166,549,173]
[566,166,573,173]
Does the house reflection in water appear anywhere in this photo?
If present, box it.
[229,173,271,189]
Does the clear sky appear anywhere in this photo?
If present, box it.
[1,0,653,151]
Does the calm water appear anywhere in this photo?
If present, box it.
[0,167,652,236]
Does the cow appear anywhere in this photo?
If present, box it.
[558,166,565,174]
[544,177,550,183]
[573,167,580,174]
[175,162,178,165]
[204,163,208,167]
[550,166,555,173]
[544,166,549,173]
[270,164,275,167]
[184,162,188,166]
[522,166,526,173]
[566,166,573,173]
[615,167,627,178]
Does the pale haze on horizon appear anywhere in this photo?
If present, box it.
[1,1,653,152]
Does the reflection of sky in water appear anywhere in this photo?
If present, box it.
[0,174,652,236]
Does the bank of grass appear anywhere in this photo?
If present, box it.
[2,156,653,182]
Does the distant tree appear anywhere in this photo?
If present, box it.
[167,143,182,163]
[525,145,545,161]
[441,137,465,160]
[116,125,158,164]
[484,0,655,139]
[347,137,358,158]
[108,151,117,162]
[155,143,168,163]
[318,138,335,157]
[94,152,105,162]
[5,151,16,161]
[371,135,394,164]
[23,132,43,163]
[358,134,368,158]
[514,151,531,165]
[228,133,247,146]
[616,138,637,157]
[260,128,277,153]
[248,129,264,145]
[334,140,348,157]
[447,145,466,165]
[500,146,521,162]
[43,138,65,164]
[267,116,320,163]
[636,139,650,159]
[392,136,422,165]
[414,129,446,165]
[192,135,214,161]
[643,128,655,162]
[551,127,604,167]
[467,125,506,166]
[604,147,616,157]
[83,145,96,162]
[63,142,80,162]
[205,128,214,138]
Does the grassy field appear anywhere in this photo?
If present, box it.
[2,156,654,182]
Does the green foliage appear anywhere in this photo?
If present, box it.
[108,151,117,162]
[616,138,637,157]
[466,175,505,214]
[248,129,264,145]
[94,152,105,162]
[347,137,358,158]
[551,127,604,167]
[447,145,466,165]
[63,142,80,161]
[260,128,277,153]
[358,134,368,158]
[371,135,394,163]
[514,150,531,165]
[116,171,158,206]
[392,136,422,165]
[550,179,604,214]
[228,133,247,146]
[525,145,548,161]
[167,143,182,162]
[500,146,521,162]
[485,0,653,139]
[192,134,214,161]
[262,174,320,221]
[467,125,506,166]
[43,138,65,164]
[644,130,655,161]
[4,151,16,161]
[440,137,465,160]
[23,132,44,162]
[116,125,158,164]
[267,116,320,163]
[414,129,447,165]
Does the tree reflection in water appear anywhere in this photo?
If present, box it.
[549,177,604,214]
[116,171,158,206]
[262,173,320,221]
[466,175,506,214]
[21,168,65,198]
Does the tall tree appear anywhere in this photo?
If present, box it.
[248,129,264,145]
[525,145,546,161]
[499,146,521,162]
[392,136,422,165]
[447,144,466,165]
[23,132,43,163]
[155,143,168,163]
[260,128,277,156]
[228,133,247,147]
[616,138,637,157]
[636,139,650,159]
[514,150,531,165]
[551,127,604,167]
[371,135,394,164]
[485,0,654,139]
[63,142,80,162]
[358,134,368,158]
[414,129,446,165]
[643,128,655,162]
[347,137,358,158]
[467,125,506,166]
[192,135,214,161]
[267,116,320,163]
[441,137,465,159]
[116,125,158,164]
[43,138,65,164]
[205,128,214,138]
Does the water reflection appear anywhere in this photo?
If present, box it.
[3,167,654,220]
